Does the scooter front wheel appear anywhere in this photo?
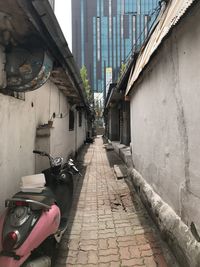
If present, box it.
[21,255,51,267]
[21,236,57,267]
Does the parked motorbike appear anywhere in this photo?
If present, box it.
[0,150,80,267]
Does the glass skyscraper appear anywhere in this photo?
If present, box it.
[72,0,159,93]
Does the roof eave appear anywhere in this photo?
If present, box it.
[17,0,89,109]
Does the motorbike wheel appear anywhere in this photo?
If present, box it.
[56,173,74,228]
[39,235,57,257]
[22,236,57,265]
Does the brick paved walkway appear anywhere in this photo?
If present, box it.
[55,137,179,267]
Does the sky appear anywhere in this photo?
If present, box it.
[55,0,72,51]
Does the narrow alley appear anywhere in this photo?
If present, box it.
[55,137,179,267]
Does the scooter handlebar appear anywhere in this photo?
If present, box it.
[33,150,49,157]
[71,165,82,176]
[33,150,42,155]
[33,151,61,169]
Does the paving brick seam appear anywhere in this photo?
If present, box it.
[55,137,179,267]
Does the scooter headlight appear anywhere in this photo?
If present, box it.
[3,230,20,251]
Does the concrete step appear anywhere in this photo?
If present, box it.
[113,164,128,179]
[103,144,114,151]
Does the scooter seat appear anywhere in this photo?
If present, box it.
[14,187,55,206]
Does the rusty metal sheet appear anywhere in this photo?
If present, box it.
[126,0,196,95]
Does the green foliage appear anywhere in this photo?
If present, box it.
[94,98,103,127]
[118,62,127,82]
[80,65,93,105]
[94,99,102,117]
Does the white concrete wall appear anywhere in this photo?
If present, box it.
[130,3,200,234]
[76,111,87,150]
[0,46,86,212]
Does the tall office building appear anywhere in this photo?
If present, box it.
[72,0,159,93]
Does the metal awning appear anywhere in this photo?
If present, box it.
[126,0,196,95]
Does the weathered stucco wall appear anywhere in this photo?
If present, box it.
[0,45,86,213]
[130,3,200,236]
[35,83,86,172]
[77,113,87,149]
[108,107,119,141]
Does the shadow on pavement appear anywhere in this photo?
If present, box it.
[102,136,179,267]
[53,143,91,267]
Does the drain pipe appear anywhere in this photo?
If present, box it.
[75,109,78,157]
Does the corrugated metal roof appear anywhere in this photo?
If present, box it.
[126,0,196,95]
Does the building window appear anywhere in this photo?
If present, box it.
[144,15,149,39]
[132,15,136,48]
[97,17,101,61]
[79,110,82,127]
[81,0,85,66]
[109,0,112,65]
[69,110,74,131]
[93,17,97,91]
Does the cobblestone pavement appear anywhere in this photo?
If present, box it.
[55,137,179,267]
